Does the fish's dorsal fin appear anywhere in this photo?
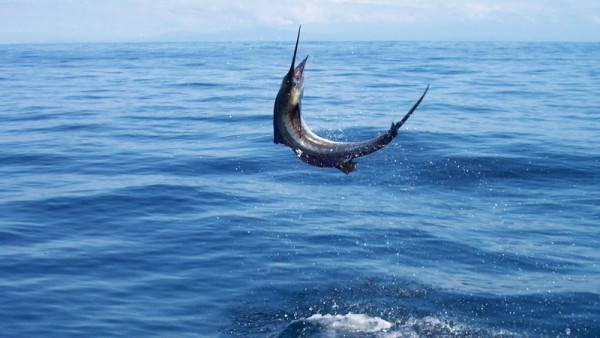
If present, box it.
[336,161,356,174]
[273,123,286,145]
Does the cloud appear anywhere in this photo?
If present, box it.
[236,0,426,29]
[0,0,598,42]
[451,3,507,20]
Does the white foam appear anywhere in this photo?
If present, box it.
[291,313,515,337]
[306,313,392,333]
[402,315,466,335]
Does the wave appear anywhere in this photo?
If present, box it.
[279,313,515,338]
[354,131,600,188]
[280,313,392,337]
[225,279,600,337]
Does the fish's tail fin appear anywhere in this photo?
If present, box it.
[391,84,429,136]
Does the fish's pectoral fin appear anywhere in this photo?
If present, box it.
[336,160,356,174]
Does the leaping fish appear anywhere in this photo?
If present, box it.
[273,26,429,174]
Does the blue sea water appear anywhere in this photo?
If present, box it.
[0,39,599,337]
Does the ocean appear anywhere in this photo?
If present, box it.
[0,40,598,337]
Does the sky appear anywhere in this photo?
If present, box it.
[1,0,599,43]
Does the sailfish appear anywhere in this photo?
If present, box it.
[273,27,429,174]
